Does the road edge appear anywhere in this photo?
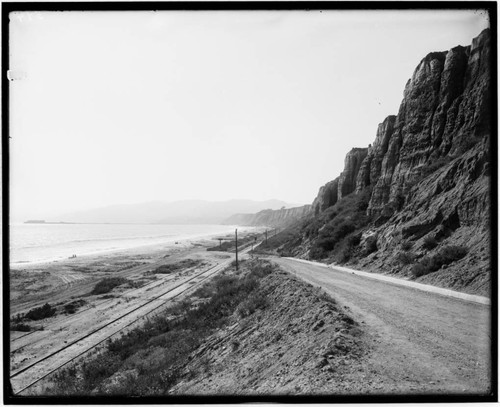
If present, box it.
[283,257,490,306]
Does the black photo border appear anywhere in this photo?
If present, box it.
[2,1,497,404]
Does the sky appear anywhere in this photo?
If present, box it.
[8,9,490,220]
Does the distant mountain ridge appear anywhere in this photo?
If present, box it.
[55,199,298,224]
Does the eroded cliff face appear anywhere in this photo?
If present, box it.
[293,29,492,295]
[311,148,368,215]
[338,148,369,199]
[313,29,491,221]
[223,205,312,228]
[312,178,339,215]
[370,29,491,216]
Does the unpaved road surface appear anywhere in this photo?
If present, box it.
[272,257,491,395]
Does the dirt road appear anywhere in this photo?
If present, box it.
[271,257,492,395]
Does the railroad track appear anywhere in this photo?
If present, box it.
[9,247,254,395]
[9,269,201,356]
[10,262,208,350]
[10,258,178,317]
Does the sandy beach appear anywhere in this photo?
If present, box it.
[8,228,260,395]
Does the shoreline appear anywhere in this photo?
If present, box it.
[9,232,260,394]
[9,227,263,313]
[10,225,259,270]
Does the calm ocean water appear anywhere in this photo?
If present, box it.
[10,223,244,266]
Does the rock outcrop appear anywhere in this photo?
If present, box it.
[311,29,491,221]
[312,178,339,215]
[286,29,492,296]
[338,148,369,199]
[311,147,368,215]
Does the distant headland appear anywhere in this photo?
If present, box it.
[24,220,78,224]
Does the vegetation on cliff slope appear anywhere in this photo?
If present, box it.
[258,30,492,296]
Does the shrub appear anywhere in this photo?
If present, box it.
[193,285,214,299]
[237,292,268,318]
[153,259,201,274]
[411,245,468,278]
[337,233,361,263]
[396,251,415,265]
[248,259,276,278]
[91,277,129,295]
[432,245,468,268]
[364,236,378,255]
[422,236,438,250]
[411,259,432,277]
[307,188,374,260]
[337,245,352,263]
[347,233,361,247]
[11,313,23,323]
[25,303,56,321]
[316,219,356,252]
[309,245,326,260]
[64,299,87,314]
[401,240,413,251]
[80,352,122,391]
[11,323,33,332]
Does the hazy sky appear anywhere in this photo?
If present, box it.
[9,9,489,220]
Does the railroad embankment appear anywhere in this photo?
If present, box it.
[42,259,366,396]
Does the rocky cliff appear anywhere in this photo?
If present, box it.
[274,29,492,296]
[313,29,491,220]
[223,205,312,228]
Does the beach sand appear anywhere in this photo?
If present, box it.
[8,228,260,395]
[9,230,250,314]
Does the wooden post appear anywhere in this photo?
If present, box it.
[235,229,238,270]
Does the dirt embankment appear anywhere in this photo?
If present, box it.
[171,266,367,395]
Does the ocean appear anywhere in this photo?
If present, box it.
[10,223,245,266]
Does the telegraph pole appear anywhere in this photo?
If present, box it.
[235,228,238,271]
[265,229,268,244]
